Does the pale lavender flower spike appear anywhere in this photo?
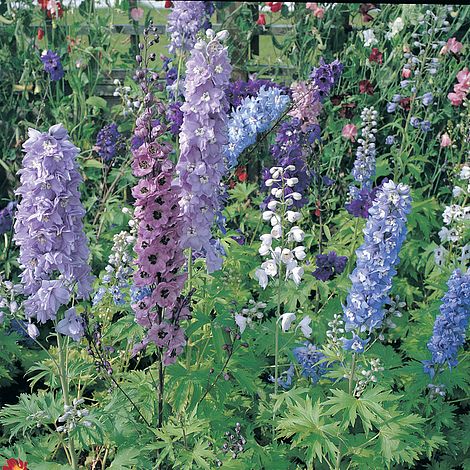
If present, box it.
[176,30,232,273]
[14,124,93,323]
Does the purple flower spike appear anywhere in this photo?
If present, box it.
[176,30,232,273]
[14,124,93,323]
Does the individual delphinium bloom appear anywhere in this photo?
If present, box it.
[131,25,189,365]
[434,165,470,267]
[448,67,470,106]
[423,269,470,383]
[359,79,374,95]
[234,299,267,334]
[166,101,184,135]
[167,1,207,54]
[410,116,432,133]
[342,181,412,349]
[176,30,232,273]
[312,251,347,282]
[56,307,85,341]
[14,124,93,326]
[92,230,135,307]
[225,85,290,169]
[440,132,452,147]
[386,94,402,114]
[0,201,16,235]
[93,123,126,163]
[385,135,396,145]
[112,79,139,117]
[352,357,384,397]
[293,342,329,384]
[40,50,64,81]
[255,165,306,289]
[270,363,295,390]
[346,107,379,218]
[225,77,286,109]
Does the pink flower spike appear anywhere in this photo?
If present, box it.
[342,123,358,142]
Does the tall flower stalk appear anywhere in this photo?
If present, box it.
[176,29,232,273]
[424,269,470,384]
[14,123,93,469]
[131,25,190,431]
[342,180,412,348]
[14,124,93,324]
[255,166,306,405]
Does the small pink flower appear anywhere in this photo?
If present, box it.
[448,92,464,106]
[456,67,470,87]
[440,133,452,148]
[306,3,324,18]
[440,37,463,55]
[342,123,357,142]
[130,7,144,22]
[402,68,411,79]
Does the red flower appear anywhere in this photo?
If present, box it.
[266,2,283,12]
[235,166,248,182]
[37,27,45,40]
[164,0,173,7]
[3,458,28,470]
[359,79,374,95]
[38,0,63,18]
[359,3,376,22]
[256,14,266,26]
[368,48,382,64]
[399,97,411,111]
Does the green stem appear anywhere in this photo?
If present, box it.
[56,333,79,470]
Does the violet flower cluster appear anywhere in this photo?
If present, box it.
[424,269,470,379]
[14,124,93,324]
[342,180,412,350]
[225,86,290,169]
[288,58,343,129]
[131,26,188,365]
[0,201,16,235]
[176,30,232,273]
[312,251,347,282]
[94,123,126,163]
[293,342,329,384]
[167,1,208,54]
[40,50,64,81]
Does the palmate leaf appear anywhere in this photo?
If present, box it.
[277,397,339,464]
[325,387,399,432]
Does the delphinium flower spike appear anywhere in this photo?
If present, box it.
[225,86,290,169]
[131,25,188,365]
[167,1,209,54]
[14,124,93,325]
[342,180,412,350]
[346,106,380,219]
[424,269,470,380]
[255,165,306,289]
[176,29,232,273]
